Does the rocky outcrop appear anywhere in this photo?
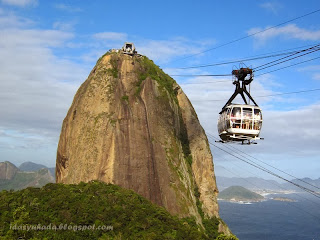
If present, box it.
[0,161,55,191]
[56,52,228,232]
[0,161,18,180]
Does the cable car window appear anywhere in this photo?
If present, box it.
[231,107,241,128]
[225,108,230,128]
[242,108,253,130]
[254,109,262,120]
[226,108,230,117]
[231,107,241,118]
[254,109,262,130]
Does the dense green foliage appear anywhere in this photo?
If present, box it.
[219,186,264,201]
[0,181,214,239]
[0,181,237,239]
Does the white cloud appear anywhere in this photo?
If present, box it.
[248,24,320,45]
[1,0,37,7]
[0,10,87,153]
[0,29,73,47]
[260,2,282,14]
[256,103,320,155]
[54,3,82,12]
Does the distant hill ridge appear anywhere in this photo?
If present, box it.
[219,186,264,202]
[0,161,54,190]
[19,161,48,172]
[19,161,55,177]
[216,176,320,192]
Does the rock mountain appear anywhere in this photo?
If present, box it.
[0,161,18,180]
[56,50,230,233]
[0,161,54,190]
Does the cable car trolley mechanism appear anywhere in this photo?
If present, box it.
[217,67,263,144]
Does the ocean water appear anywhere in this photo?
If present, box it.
[218,193,320,240]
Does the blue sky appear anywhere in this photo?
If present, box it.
[0,0,319,181]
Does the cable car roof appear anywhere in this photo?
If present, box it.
[223,104,262,109]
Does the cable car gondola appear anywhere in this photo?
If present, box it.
[217,68,263,143]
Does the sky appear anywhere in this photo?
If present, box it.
[0,0,319,182]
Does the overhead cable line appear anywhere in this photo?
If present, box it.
[172,51,302,70]
[171,43,318,70]
[255,56,320,76]
[171,55,320,78]
[254,88,320,98]
[191,88,320,102]
[254,44,320,72]
[173,51,297,69]
[208,132,320,191]
[179,80,231,85]
[171,73,230,77]
[170,8,320,62]
[170,44,320,78]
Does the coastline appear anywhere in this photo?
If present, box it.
[218,190,299,204]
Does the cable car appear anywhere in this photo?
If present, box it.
[217,68,263,143]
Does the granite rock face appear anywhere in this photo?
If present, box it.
[56,52,228,231]
[0,161,18,180]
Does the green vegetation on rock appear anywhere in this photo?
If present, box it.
[106,56,119,78]
[219,186,264,201]
[135,56,176,102]
[121,95,129,103]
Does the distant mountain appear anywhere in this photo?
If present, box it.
[19,161,55,181]
[282,177,320,192]
[19,161,48,172]
[0,161,55,191]
[219,186,264,202]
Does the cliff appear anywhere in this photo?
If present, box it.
[0,161,18,180]
[56,51,230,234]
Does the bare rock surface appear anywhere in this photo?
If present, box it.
[0,161,18,180]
